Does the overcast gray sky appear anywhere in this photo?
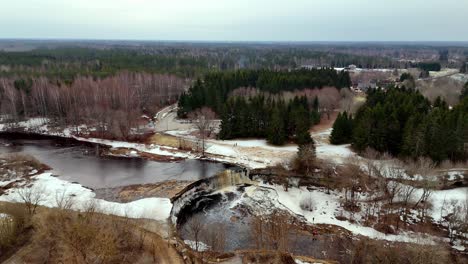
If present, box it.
[1,0,467,41]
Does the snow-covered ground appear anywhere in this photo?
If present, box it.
[333,67,395,73]
[237,182,466,250]
[183,240,210,251]
[74,136,193,159]
[312,128,355,164]
[428,68,459,79]
[253,180,466,250]
[450,73,468,83]
[0,173,172,221]
[247,184,445,245]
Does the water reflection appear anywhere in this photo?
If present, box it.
[0,136,232,188]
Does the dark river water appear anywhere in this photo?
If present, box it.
[0,134,232,188]
[177,187,350,260]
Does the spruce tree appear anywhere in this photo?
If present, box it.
[330,112,353,145]
[461,82,468,100]
[268,107,286,145]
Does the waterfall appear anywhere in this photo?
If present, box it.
[170,167,255,224]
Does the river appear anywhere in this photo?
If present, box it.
[0,134,232,188]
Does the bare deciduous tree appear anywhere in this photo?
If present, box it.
[183,216,206,252]
[188,107,216,157]
[0,72,187,139]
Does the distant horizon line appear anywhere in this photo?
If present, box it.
[1,37,468,45]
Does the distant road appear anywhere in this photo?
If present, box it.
[154,104,193,132]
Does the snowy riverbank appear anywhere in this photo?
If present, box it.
[0,173,172,221]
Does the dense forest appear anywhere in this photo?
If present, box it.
[219,95,319,145]
[178,68,350,114]
[178,68,350,145]
[331,87,468,162]
[412,62,442,72]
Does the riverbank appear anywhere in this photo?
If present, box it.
[0,117,277,169]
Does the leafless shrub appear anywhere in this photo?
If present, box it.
[413,180,435,222]
[17,185,46,215]
[341,157,365,209]
[405,157,436,180]
[299,195,314,212]
[54,189,75,210]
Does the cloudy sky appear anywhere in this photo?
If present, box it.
[1,0,467,41]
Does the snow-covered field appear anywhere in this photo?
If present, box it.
[0,173,172,221]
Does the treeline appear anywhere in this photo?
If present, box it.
[0,72,186,139]
[331,88,468,162]
[0,46,395,82]
[178,68,350,115]
[411,62,442,72]
[219,96,318,145]
[461,62,468,73]
[462,82,468,100]
[0,48,209,81]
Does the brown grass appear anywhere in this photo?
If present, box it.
[0,202,32,262]
[0,202,184,264]
[146,133,196,150]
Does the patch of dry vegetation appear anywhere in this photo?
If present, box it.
[0,203,32,262]
[147,133,197,151]
[0,201,183,264]
[417,77,465,106]
[349,238,461,264]
[0,153,44,181]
